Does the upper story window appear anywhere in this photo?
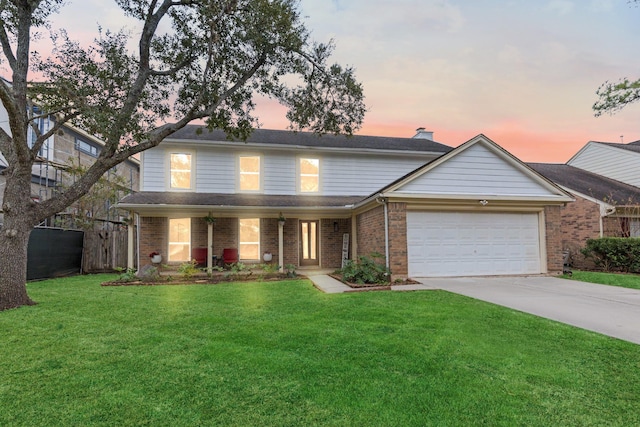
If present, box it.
[76,138,99,157]
[299,158,319,193]
[239,155,261,192]
[170,153,192,190]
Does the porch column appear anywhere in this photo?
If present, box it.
[127,211,135,269]
[278,220,284,273]
[207,222,214,274]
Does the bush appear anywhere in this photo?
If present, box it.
[178,260,200,279]
[581,238,640,272]
[340,253,390,284]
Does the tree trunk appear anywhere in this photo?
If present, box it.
[0,221,35,310]
[0,171,37,311]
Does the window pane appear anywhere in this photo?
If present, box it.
[300,158,319,174]
[170,153,191,189]
[169,218,191,262]
[302,222,309,259]
[239,218,260,260]
[300,176,319,192]
[310,222,317,259]
[239,156,260,191]
[240,156,260,172]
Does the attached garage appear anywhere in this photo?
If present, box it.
[406,211,543,277]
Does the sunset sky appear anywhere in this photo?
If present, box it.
[22,0,640,162]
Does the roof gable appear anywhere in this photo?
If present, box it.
[383,135,571,201]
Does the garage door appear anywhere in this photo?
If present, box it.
[407,211,541,277]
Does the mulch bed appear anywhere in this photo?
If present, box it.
[329,274,420,291]
[101,272,299,287]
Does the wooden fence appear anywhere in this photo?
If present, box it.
[82,228,136,273]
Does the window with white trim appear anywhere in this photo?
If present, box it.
[299,158,319,193]
[239,218,260,260]
[168,218,191,262]
[170,153,192,189]
[239,155,260,191]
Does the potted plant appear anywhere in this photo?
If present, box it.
[278,212,286,225]
[149,251,162,263]
[203,213,216,224]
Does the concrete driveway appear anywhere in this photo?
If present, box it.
[415,275,640,345]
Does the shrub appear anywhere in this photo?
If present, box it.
[581,238,640,273]
[178,260,200,279]
[340,252,390,284]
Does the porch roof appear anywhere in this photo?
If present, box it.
[118,192,363,213]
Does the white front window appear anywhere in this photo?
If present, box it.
[299,158,319,193]
[239,218,260,260]
[170,153,192,189]
[169,218,191,262]
[239,155,261,191]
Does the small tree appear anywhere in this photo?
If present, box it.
[593,1,640,116]
[0,0,365,310]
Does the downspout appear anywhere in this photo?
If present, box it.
[375,194,390,270]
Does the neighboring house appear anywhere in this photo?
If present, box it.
[567,139,640,187]
[0,104,140,228]
[118,129,572,278]
[529,163,640,268]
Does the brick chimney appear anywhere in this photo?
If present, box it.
[413,127,434,140]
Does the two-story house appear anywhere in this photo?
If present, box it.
[119,127,572,278]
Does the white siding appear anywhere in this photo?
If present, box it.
[263,152,296,194]
[568,143,640,187]
[196,149,235,193]
[397,143,552,196]
[141,148,166,191]
[142,144,438,195]
[322,154,430,196]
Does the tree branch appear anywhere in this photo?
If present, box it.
[0,18,17,70]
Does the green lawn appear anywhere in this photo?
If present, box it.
[2,275,639,426]
[565,270,640,290]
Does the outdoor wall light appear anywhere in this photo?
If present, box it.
[334,221,339,232]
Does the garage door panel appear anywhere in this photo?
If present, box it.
[407,211,542,277]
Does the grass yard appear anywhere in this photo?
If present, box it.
[1,275,640,426]
[565,270,640,290]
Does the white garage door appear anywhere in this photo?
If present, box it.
[407,211,542,277]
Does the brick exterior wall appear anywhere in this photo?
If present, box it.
[320,218,351,269]
[140,216,167,267]
[138,215,351,270]
[356,206,385,260]
[544,206,563,274]
[557,195,601,269]
[388,202,408,277]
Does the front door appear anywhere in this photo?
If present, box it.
[299,220,319,266]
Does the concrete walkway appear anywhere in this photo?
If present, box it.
[307,274,435,294]
[416,276,640,345]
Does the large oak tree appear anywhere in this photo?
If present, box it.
[0,0,365,310]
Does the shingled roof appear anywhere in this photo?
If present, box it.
[588,140,640,154]
[118,192,364,208]
[166,126,453,154]
[528,163,640,205]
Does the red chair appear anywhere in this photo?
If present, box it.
[191,247,208,267]
[222,248,239,265]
